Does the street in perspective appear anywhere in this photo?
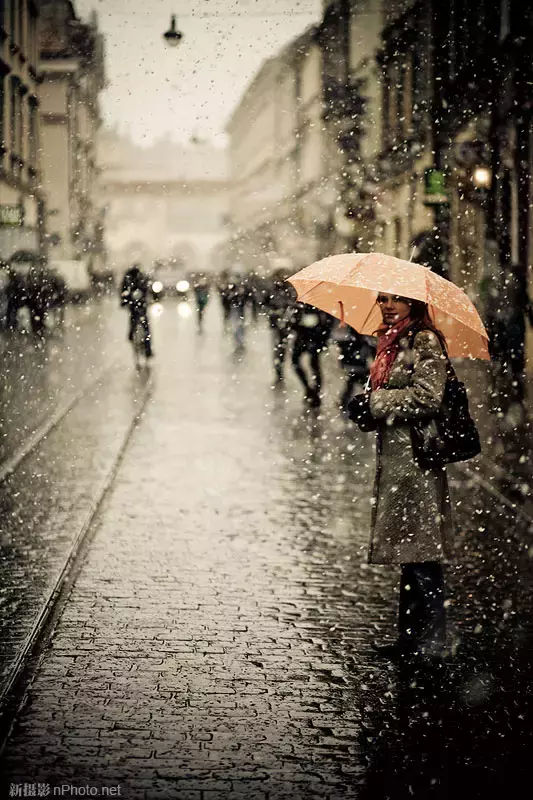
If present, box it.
[1,1,533,799]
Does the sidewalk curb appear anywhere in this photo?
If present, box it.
[0,370,151,750]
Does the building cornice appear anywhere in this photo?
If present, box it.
[40,58,80,78]
[101,179,230,194]
[0,168,40,197]
[42,112,69,125]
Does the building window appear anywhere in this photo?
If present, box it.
[389,62,399,141]
[29,98,38,169]
[10,77,23,167]
[395,62,404,140]
[382,55,414,147]
[10,78,16,155]
[500,0,510,39]
[0,74,5,150]
[18,0,25,52]
[381,65,390,151]
[412,47,426,126]
[10,0,17,45]
[401,58,414,139]
[28,5,38,67]
[394,217,402,258]
[452,0,469,73]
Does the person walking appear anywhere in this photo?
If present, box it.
[368,292,454,661]
[335,325,376,411]
[217,270,232,327]
[290,302,334,407]
[120,264,153,359]
[265,271,295,383]
[226,276,247,350]
[193,279,210,332]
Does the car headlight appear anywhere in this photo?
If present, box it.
[176,280,190,293]
[152,281,163,294]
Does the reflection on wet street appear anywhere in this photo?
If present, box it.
[0,300,124,462]
[0,301,533,798]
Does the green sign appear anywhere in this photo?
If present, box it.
[424,169,448,204]
[0,205,23,226]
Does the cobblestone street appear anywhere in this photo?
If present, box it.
[1,301,533,799]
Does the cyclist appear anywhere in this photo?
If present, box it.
[120,264,153,358]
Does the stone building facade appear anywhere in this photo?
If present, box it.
[38,0,105,275]
[99,130,229,274]
[228,0,533,371]
[226,6,386,275]
[0,0,43,261]
[226,27,328,275]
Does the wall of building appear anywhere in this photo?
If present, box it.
[226,27,325,271]
[0,0,42,261]
[39,0,105,274]
[99,130,230,273]
[40,121,70,255]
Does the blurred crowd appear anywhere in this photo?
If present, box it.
[199,267,377,410]
[0,252,67,336]
[115,261,376,409]
[0,251,117,337]
[3,249,529,418]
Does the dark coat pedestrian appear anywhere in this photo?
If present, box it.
[26,265,58,334]
[120,264,153,357]
[290,302,334,406]
[5,267,24,330]
[368,292,454,660]
[193,282,210,330]
[227,278,247,349]
[217,271,232,323]
[265,275,295,382]
[335,325,376,409]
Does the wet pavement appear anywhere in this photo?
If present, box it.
[0,301,148,700]
[0,299,533,799]
[0,299,124,463]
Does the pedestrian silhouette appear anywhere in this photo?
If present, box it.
[290,302,334,407]
[335,324,376,410]
[265,271,295,383]
[120,264,153,360]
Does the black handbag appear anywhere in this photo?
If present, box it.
[347,380,377,432]
[410,361,481,471]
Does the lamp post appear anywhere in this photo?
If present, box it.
[163,14,183,47]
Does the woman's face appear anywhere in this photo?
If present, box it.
[377,293,412,326]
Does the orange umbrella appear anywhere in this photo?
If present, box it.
[287,252,490,360]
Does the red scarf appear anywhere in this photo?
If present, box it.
[370,316,414,390]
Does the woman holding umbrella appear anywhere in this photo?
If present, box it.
[288,252,489,662]
[368,292,452,660]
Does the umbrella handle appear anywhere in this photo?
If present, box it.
[339,300,345,328]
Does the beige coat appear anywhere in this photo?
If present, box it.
[368,329,454,565]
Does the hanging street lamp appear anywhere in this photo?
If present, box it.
[163,14,183,47]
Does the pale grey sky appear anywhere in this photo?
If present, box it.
[76,0,322,147]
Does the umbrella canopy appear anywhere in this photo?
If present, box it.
[287,252,490,360]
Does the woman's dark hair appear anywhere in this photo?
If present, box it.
[409,299,448,353]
